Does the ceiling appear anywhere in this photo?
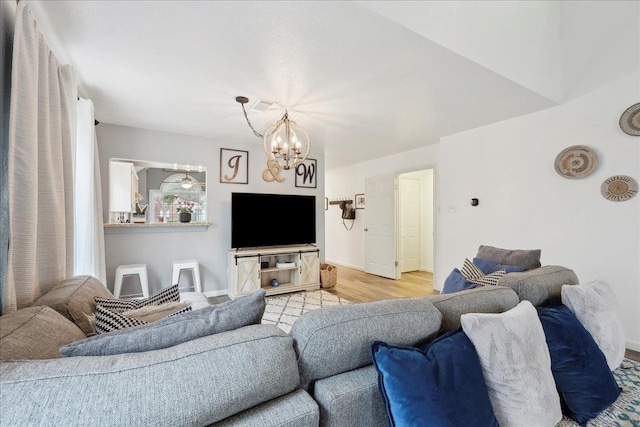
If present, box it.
[28,1,638,170]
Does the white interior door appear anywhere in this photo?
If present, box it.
[365,174,399,279]
[399,176,421,272]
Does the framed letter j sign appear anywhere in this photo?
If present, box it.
[295,158,317,188]
[220,148,248,184]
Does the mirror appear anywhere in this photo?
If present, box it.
[109,158,207,224]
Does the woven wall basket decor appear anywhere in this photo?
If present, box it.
[601,175,638,202]
[619,103,640,136]
[554,145,598,179]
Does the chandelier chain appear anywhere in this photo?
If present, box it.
[240,102,264,139]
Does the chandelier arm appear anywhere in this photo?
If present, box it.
[240,102,264,139]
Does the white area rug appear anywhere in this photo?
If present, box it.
[261,290,351,333]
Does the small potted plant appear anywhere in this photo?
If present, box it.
[132,201,148,223]
[176,199,196,223]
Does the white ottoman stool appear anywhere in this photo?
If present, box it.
[114,264,149,298]
[172,260,202,293]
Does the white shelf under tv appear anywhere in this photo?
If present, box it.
[227,245,320,298]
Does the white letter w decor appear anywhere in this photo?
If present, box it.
[295,158,317,188]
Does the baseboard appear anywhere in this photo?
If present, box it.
[626,339,640,352]
[204,290,229,298]
[325,259,364,271]
[420,267,434,273]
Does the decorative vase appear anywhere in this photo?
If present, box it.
[179,212,192,223]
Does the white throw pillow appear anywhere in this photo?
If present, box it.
[561,281,625,370]
[461,300,562,427]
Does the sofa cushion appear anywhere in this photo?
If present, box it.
[32,275,113,336]
[561,281,625,370]
[313,365,388,427]
[214,389,319,427]
[0,306,86,360]
[441,268,476,294]
[473,257,525,274]
[427,286,519,335]
[372,328,498,427]
[461,301,562,427]
[290,297,442,390]
[498,265,579,307]
[538,304,620,424]
[1,324,299,425]
[476,245,541,270]
[61,289,265,357]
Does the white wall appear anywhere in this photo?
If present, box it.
[421,169,434,272]
[437,71,640,350]
[325,145,438,270]
[97,124,325,296]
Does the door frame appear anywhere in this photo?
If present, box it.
[394,165,437,281]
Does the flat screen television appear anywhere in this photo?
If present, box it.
[231,193,316,248]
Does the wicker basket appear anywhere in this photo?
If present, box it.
[320,263,338,288]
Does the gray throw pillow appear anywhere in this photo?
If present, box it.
[60,289,266,357]
[461,301,562,427]
[561,281,625,370]
[476,245,541,270]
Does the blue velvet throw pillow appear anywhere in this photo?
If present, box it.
[441,268,476,294]
[473,257,525,274]
[538,305,620,426]
[371,328,498,427]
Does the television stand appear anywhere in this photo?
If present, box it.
[227,246,320,298]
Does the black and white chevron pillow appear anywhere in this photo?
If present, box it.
[95,284,181,313]
[461,258,506,287]
[95,304,192,334]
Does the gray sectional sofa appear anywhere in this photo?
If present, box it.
[0,268,578,426]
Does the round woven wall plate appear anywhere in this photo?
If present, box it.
[619,103,640,136]
[601,175,638,202]
[554,145,598,179]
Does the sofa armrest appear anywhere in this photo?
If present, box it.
[1,324,299,426]
[427,286,519,335]
[497,265,579,307]
[291,297,442,391]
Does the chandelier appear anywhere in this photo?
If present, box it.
[181,170,193,189]
[236,96,310,170]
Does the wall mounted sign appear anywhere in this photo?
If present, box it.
[295,158,317,188]
[600,175,638,202]
[554,145,598,179]
[220,148,248,184]
[355,194,365,209]
[262,159,285,183]
[619,103,640,136]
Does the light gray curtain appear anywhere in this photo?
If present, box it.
[1,0,17,315]
[75,98,106,285]
[5,1,74,311]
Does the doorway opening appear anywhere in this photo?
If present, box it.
[398,169,435,281]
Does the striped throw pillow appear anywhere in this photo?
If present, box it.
[95,304,192,334]
[461,258,506,287]
[95,284,181,313]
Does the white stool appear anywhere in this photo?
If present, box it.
[172,260,202,293]
[114,264,149,299]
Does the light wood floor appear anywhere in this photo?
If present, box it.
[323,266,640,363]
[324,266,437,303]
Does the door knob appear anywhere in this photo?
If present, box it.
[364,228,369,231]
